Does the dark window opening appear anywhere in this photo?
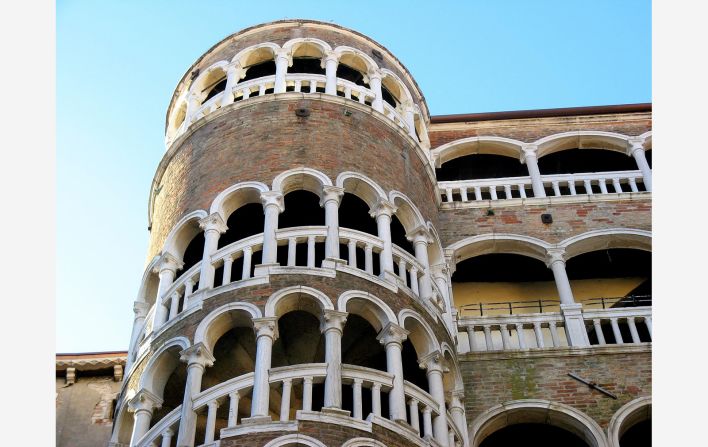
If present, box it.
[337,63,369,88]
[341,314,387,370]
[436,154,528,182]
[401,339,429,392]
[620,418,651,447]
[537,148,638,175]
[289,57,326,75]
[203,78,227,103]
[149,360,186,428]
[453,254,553,283]
[218,203,265,249]
[480,423,589,447]
[272,311,325,367]
[279,190,325,228]
[390,215,414,256]
[240,60,276,83]
[339,194,378,235]
[381,85,397,108]
[201,327,256,391]
[177,233,205,281]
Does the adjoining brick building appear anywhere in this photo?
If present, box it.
[94,19,650,447]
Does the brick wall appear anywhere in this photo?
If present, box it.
[459,346,651,429]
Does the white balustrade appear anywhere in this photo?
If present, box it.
[209,233,264,286]
[157,263,202,328]
[335,78,377,105]
[274,226,327,268]
[339,228,384,275]
[582,307,652,345]
[392,245,425,299]
[460,313,567,352]
[190,373,255,444]
[439,170,646,204]
[135,406,182,447]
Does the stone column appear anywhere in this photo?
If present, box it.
[370,199,397,281]
[403,101,418,139]
[198,213,228,291]
[152,253,183,330]
[449,390,468,447]
[248,317,279,421]
[220,64,242,108]
[321,310,348,411]
[321,186,345,260]
[419,352,449,447]
[546,249,589,347]
[128,389,163,447]
[521,145,546,198]
[274,50,291,94]
[324,51,339,96]
[431,262,455,332]
[368,69,384,113]
[185,92,201,125]
[628,139,652,191]
[160,428,174,447]
[176,343,215,447]
[376,322,410,422]
[259,191,284,266]
[126,301,150,373]
[407,227,434,301]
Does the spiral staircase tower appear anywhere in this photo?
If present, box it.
[112,20,466,447]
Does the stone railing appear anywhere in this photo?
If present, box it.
[459,305,652,353]
[158,262,202,328]
[392,245,425,299]
[135,405,182,447]
[170,73,413,146]
[339,227,384,274]
[210,233,264,287]
[276,225,328,268]
[439,170,646,204]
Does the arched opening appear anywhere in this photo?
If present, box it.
[176,233,204,282]
[145,346,187,430]
[338,193,380,273]
[211,203,265,286]
[538,148,645,194]
[196,68,227,104]
[390,214,414,255]
[277,190,326,268]
[619,418,651,447]
[340,314,388,418]
[566,248,652,344]
[436,153,529,182]
[480,423,589,446]
[453,253,556,317]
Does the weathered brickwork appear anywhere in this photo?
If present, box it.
[439,198,651,248]
[459,347,651,429]
[428,113,651,148]
[148,96,438,261]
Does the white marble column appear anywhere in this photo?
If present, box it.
[176,343,215,447]
[449,390,468,447]
[324,51,339,96]
[249,317,279,420]
[220,64,243,108]
[321,310,348,411]
[128,390,163,447]
[368,69,384,113]
[521,145,546,198]
[185,92,201,125]
[407,227,434,301]
[377,322,410,422]
[370,199,397,280]
[126,301,150,373]
[321,186,345,260]
[546,249,589,347]
[152,253,183,330]
[198,213,228,291]
[274,50,291,94]
[628,139,652,191]
[419,352,449,447]
[160,428,174,447]
[403,101,418,139]
[431,262,455,333]
[260,191,284,266]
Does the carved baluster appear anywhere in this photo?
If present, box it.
[287,237,297,266]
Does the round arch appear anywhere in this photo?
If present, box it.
[431,136,524,168]
[336,172,388,210]
[388,191,426,234]
[447,233,552,265]
[209,181,270,222]
[136,255,161,305]
[398,309,440,358]
[337,290,397,332]
[263,434,328,447]
[341,438,388,447]
[283,37,332,58]
[334,46,379,75]
[470,399,608,447]
[162,210,208,261]
[193,302,263,352]
[638,131,652,150]
[607,396,651,447]
[138,337,191,398]
[231,42,281,68]
[265,285,334,318]
[272,167,333,197]
[189,60,229,99]
[558,229,651,261]
[380,68,413,104]
[534,131,632,159]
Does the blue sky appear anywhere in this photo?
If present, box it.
[56,0,650,352]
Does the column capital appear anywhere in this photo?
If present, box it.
[133,301,150,318]
[153,252,183,274]
[253,317,279,341]
[260,191,285,213]
[418,350,446,374]
[367,68,383,81]
[545,248,567,267]
[369,198,397,218]
[320,310,348,334]
[377,322,409,346]
[431,261,452,279]
[323,50,339,64]
[406,226,433,245]
[626,138,646,155]
[450,388,465,403]
[520,144,539,163]
[198,213,228,234]
[320,186,345,207]
[179,342,215,368]
[128,389,163,413]
[275,48,293,65]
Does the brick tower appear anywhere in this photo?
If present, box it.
[110,20,651,447]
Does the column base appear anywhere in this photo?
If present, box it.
[253,263,279,277]
[379,269,399,284]
[321,257,347,269]
[239,415,273,425]
[321,407,351,417]
[561,303,590,347]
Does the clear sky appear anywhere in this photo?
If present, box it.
[56,0,650,352]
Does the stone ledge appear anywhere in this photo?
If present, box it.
[459,343,651,361]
